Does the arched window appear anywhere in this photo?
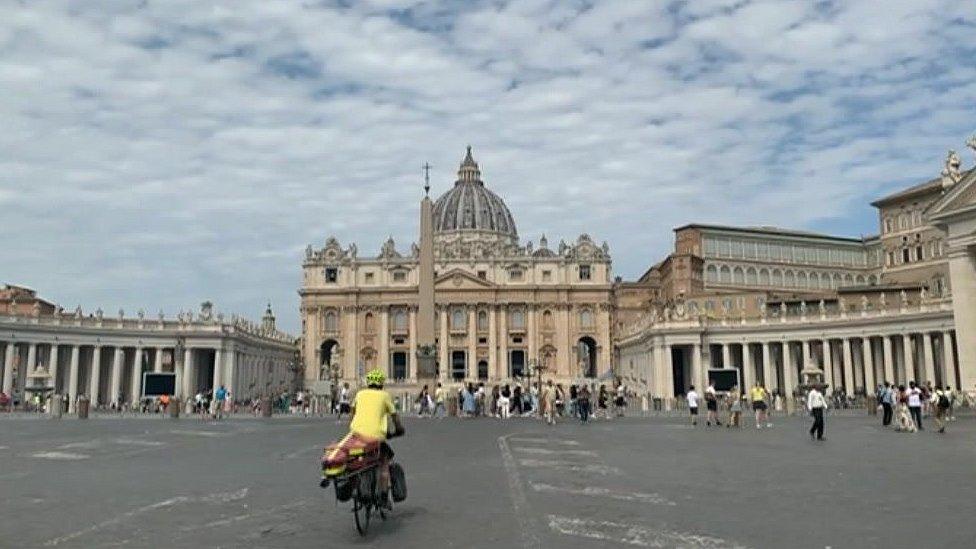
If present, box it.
[797,271,808,288]
[451,308,466,330]
[706,264,718,282]
[324,310,338,332]
[856,275,866,285]
[810,272,820,288]
[832,273,842,288]
[843,274,853,286]
[772,269,783,286]
[785,270,796,287]
[758,268,770,286]
[393,310,408,332]
[364,313,375,333]
[580,309,594,328]
[746,267,757,285]
[542,310,554,329]
[719,265,732,284]
[477,310,488,331]
[733,267,745,284]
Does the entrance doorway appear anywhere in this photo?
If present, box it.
[451,351,466,380]
[577,337,597,378]
[319,339,338,380]
[477,360,488,380]
[510,350,526,378]
[392,352,408,380]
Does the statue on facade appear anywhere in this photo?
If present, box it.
[662,306,671,322]
[74,305,83,319]
[941,149,963,188]
[118,308,125,321]
[137,309,145,320]
[967,134,976,158]
[158,310,165,322]
[838,297,846,314]
[779,302,787,317]
[919,287,927,301]
[818,299,826,317]
[305,245,313,259]
[348,243,357,259]
[861,295,869,312]
[759,301,768,318]
[900,290,908,308]
[879,293,887,309]
[95,308,103,320]
[411,242,420,257]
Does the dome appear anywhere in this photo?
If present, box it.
[432,147,518,241]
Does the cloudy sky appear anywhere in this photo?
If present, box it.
[2,0,975,332]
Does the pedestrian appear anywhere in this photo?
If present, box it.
[614,383,627,418]
[513,384,524,416]
[555,384,565,417]
[417,385,431,417]
[597,384,609,419]
[727,386,742,428]
[705,382,721,426]
[895,385,916,432]
[932,386,951,434]
[212,385,228,420]
[577,385,591,423]
[542,380,557,426]
[336,382,351,421]
[880,383,894,426]
[807,385,827,441]
[751,384,771,429]
[686,385,700,426]
[462,383,476,417]
[568,384,578,418]
[489,385,500,418]
[498,384,511,419]
[434,382,446,418]
[907,381,923,431]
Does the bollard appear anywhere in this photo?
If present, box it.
[49,394,63,419]
[169,397,181,418]
[261,397,272,417]
[77,395,89,419]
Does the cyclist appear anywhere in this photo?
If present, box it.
[340,369,404,507]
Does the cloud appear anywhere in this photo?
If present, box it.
[1,0,974,332]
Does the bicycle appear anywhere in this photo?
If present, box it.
[321,434,406,536]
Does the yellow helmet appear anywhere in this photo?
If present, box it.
[365,369,386,386]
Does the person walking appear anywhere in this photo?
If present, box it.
[213,385,228,420]
[498,384,512,419]
[686,385,700,426]
[461,383,476,417]
[336,382,351,421]
[433,382,446,418]
[907,381,923,431]
[727,386,742,428]
[751,384,771,429]
[932,386,950,434]
[542,380,557,426]
[807,385,827,441]
[577,385,591,423]
[568,384,578,418]
[597,385,609,420]
[880,383,894,427]
[704,382,721,427]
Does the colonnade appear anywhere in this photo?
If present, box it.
[628,329,959,398]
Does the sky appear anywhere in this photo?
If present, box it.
[2,0,975,333]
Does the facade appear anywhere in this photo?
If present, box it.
[0,284,57,316]
[0,301,298,410]
[616,137,976,401]
[300,148,614,389]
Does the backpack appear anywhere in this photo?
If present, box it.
[937,393,950,409]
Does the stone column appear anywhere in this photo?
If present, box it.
[499,306,508,379]
[822,340,834,390]
[527,305,537,367]
[89,346,102,406]
[439,306,449,381]
[803,340,814,371]
[743,343,755,390]
[26,343,37,376]
[154,348,164,373]
[379,307,390,376]
[347,307,359,380]
[224,350,237,402]
[842,338,854,393]
[110,348,123,406]
[662,343,674,400]
[721,343,731,369]
[922,332,936,385]
[130,347,143,404]
[2,343,15,395]
[467,307,477,379]
[947,247,976,389]
[692,343,704,391]
[782,341,794,397]
[488,306,497,380]
[182,348,194,398]
[862,337,875,391]
[903,334,916,382]
[942,331,956,388]
[68,345,80,412]
[212,348,223,392]
[882,336,894,384]
[49,344,60,389]
[408,307,418,381]
[761,342,773,390]
[652,342,663,396]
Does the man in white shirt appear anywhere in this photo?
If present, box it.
[907,381,923,430]
[686,386,700,426]
[807,386,827,441]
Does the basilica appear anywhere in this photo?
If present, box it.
[300,147,613,391]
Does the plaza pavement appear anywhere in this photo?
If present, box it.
[0,413,974,548]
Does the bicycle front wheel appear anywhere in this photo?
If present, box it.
[352,483,371,535]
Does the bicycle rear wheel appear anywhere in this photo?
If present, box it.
[353,484,371,535]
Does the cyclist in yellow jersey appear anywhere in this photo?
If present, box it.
[751,384,770,429]
[347,369,404,502]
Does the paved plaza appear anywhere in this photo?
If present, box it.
[1,414,974,548]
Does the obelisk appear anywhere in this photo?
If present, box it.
[416,165,437,378]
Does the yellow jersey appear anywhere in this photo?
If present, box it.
[349,388,396,440]
[750,386,765,402]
